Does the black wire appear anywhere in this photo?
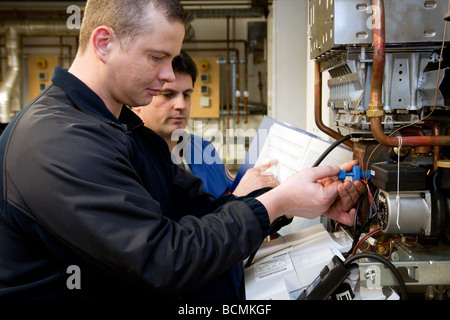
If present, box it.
[312,134,360,168]
[344,194,366,257]
[353,192,365,232]
[346,181,380,257]
[246,134,358,268]
[347,213,377,257]
[344,253,408,300]
[244,216,290,268]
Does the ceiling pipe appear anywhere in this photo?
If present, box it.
[368,0,450,147]
[0,20,78,123]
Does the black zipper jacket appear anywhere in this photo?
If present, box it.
[0,66,270,300]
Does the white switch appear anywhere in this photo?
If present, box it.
[200,97,210,107]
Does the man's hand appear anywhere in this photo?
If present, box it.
[256,161,365,226]
[319,160,366,225]
[233,160,278,197]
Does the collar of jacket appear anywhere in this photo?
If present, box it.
[50,66,143,134]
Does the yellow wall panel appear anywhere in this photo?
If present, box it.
[27,54,59,101]
[190,56,220,119]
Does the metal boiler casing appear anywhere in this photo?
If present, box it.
[309,0,450,127]
[309,0,450,61]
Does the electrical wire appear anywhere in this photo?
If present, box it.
[363,15,449,171]
[349,227,381,257]
[352,192,366,235]
[362,179,378,216]
[342,8,450,301]
[245,134,360,268]
[311,134,362,168]
[347,186,379,258]
[344,252,408,300]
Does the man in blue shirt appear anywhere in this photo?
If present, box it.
[132,50,279,299]
[132,51,278,199]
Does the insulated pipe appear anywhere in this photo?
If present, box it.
[0,27,21,123]
[0,20,78,123]
[368,0,450,147]
[314,61,354,148]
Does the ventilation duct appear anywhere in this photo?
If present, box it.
[0,20,79,123]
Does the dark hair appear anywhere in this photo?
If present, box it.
[172,50,198,86]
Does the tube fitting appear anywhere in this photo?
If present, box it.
[366,102,385,118]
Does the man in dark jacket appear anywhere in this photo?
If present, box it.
[133,50,279,300]
[0,0,364,300]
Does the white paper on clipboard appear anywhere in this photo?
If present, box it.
[244,224,347,300]
[254,122,353,184]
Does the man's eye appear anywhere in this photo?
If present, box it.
[152,56,163,62]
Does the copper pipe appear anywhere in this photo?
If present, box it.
[314,61,354,148]
[371,120,450,147]
[369,0,450,147]
[399,127,430,154]
[421,122,442,170]
[400,127,424,135]
[367,0,386,116]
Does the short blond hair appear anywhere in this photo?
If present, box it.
[78,0,194,53]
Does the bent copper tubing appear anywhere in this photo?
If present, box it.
[371,118,450,147]
[314,61,354,148]
[369,0,450,147]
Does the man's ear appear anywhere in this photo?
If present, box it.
[91,26,116,63]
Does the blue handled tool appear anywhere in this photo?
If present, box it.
[338,166,370,181]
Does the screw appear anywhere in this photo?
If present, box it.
[365,268,377,281]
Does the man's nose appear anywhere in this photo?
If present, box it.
[173,95,187,110]
[159,61,176,83]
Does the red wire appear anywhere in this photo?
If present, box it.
[348,227,381,257]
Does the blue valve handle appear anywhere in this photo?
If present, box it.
[338,166,370,181]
